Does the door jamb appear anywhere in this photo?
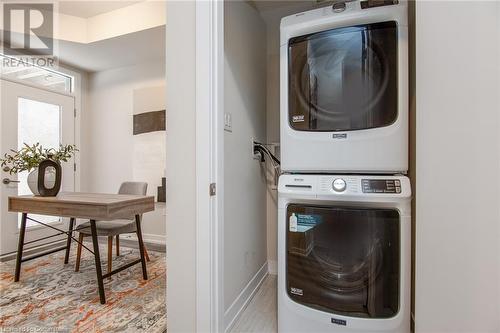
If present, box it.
[195,0,224,332]
[57,65,82,192]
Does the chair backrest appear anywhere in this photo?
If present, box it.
[118,182,148,196]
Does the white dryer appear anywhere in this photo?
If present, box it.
[278,174,411,333]
[280,0,408,173]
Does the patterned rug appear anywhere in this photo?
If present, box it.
[0,243,166,332]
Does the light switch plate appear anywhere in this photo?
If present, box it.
[224,112,232,132]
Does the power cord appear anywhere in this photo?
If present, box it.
[253,142,280,165]
[253,141,280,187]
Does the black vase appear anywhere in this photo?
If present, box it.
[37,155,62,197]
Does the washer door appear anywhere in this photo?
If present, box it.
[286,204,400,318]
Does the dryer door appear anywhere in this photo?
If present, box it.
[288,21,398,132]
[286,204,400,318]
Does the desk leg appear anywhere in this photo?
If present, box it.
[14,213,27,282]
[90,220,106,304]
[64,217,75,264]
[135,215,148,280]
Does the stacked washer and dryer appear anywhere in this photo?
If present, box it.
[277,1,411,332]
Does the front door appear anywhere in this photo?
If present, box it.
[0,79,75,255]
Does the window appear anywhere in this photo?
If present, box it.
[18,98,61,227]
[0,54,73,94]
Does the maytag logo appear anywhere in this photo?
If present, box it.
[292,115,305,123]
[290,287,303,296]
[332,133,347,139]
[331,318,347,326]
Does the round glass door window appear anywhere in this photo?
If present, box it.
[286,204,400,318]
[288,21,398,132]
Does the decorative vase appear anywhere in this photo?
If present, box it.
[26,158,61,196]
[27,169,55,196]
[37,155,62,197]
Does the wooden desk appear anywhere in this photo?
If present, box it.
[8,192,155,304]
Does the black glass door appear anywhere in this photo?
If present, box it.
[286,204,400,318]
[288,21,398,132]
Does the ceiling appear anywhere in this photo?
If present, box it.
[250,0,319,13]
[1,25,165,73]
[1,0,165,73]
[58,25,165,72]
[58,1,142,18]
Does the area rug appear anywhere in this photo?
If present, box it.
[0,244,166,332]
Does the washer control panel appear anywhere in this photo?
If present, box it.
[289,175,409,198]
[332,178,346,192]
[362,179,401,194]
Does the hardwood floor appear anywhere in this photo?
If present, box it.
[230,274,277,333]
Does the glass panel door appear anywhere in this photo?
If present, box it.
[288,21,398,132]
[0,79,75,255]
[18,97,62,227]
[286,204,400,318]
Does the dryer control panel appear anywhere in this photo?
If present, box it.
[362,179,401,193]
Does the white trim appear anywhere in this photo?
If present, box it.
[120,233,166,246]
[56,64,82,192]
[0,239,66,262]
[0,77,73,97]
[214,0,225,330]
[224,262,269,332]
[268,259,278,275]
[195,0,224,332]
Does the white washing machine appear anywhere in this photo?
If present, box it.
[280,0,408,173]
[278,174,411,333]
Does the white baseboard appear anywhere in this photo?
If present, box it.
[121,233,166,245]
[0,240,66,262]
[224,262,268,332]
[268,259,277,275]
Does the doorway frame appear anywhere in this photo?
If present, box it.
[195,0,224,332]
[0,63,82,193]
[0,78,77,255]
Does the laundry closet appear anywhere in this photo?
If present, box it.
[223,1,415,332]
[163,1,500,331]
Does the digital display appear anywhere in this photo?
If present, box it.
[368,180,387,190]
[361,0,399,9]
[362,179,401,193]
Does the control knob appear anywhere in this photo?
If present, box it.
[332,178,346,192]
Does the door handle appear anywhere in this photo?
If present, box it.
[2,178,20,185]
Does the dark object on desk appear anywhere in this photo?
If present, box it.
[37,155,61,197]
[157,177,166,202]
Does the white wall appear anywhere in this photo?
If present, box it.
[82,61,166,238]
[165,1,197,332]
[415,2,500,332]
[132,85,166,201]
[260,2,317,274]
[263,9,281,273]
[224,0,268,314]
